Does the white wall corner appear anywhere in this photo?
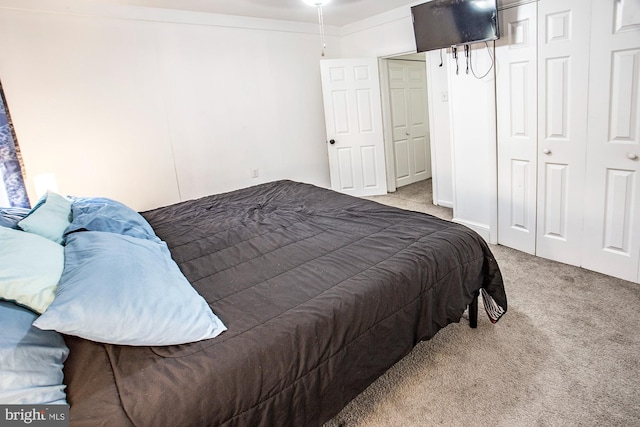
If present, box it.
[338,3,418,58]
[0,0,341,36]
[340,5,412,37]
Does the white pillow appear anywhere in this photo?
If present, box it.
[0,226,64,313]
[18,192,72,244]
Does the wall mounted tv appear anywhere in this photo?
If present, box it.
[411,0,500,52]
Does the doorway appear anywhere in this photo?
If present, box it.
[319,53,452,205]
[380,53,432,193]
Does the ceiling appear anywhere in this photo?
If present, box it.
[102,0,420,27]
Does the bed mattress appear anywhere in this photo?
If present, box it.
[63,180,506,426]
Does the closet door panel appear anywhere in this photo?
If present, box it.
[496,3,538,254]
[582,0,640,283]
[543,163,569,239]
[536,0,591,266]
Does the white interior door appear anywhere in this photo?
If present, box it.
[320,58,387,197]
[496,3,538,254]
[536,0,592,266]
[581,0,640,283]
[387,59,431,188]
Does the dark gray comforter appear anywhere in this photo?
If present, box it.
[63,180,506,426]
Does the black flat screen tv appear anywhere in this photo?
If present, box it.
[411,0,499,52]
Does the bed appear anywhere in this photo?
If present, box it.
[0,180,506,426]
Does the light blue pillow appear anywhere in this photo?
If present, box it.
[0,300,69,404]
[65,197,159,242]
[0,207,30,229]
[0,226,64,314]
[34,231,226,346]
[18,192,71,244]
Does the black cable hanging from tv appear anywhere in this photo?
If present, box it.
[452,46,459,75]
[464,44,470,74]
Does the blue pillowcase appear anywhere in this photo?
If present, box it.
[0,207,29,229]
[34,231,226,346]
[0,300,69,404]
[65,197,159,242]
[18,192,72,244]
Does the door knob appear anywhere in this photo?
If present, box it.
[543,148,551,155]
[406,131,410,136]
[628,153,638,160]
[329,139,336,145]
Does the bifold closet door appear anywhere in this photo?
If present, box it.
[581,0,640,283]
[496,3,538,254]
[535,0,591,266]
[387,60,431,189]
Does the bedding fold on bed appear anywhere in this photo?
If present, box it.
[63,336,133,426]
[64,180,506,426]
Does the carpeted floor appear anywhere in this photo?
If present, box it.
[325,179,640,427]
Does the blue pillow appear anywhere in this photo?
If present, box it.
[34,231,226,346]
[65,197,159,242]
[18,192,71,244]
[0,300,69,404]
[0,226,64,314]
[0,207,29,229]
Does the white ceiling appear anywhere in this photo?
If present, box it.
[102,0,419,27]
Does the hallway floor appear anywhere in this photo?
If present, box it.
[364,179,453,221]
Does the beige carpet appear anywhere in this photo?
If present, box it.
[325,180,640,427]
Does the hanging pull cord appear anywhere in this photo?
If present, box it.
[318,6,326,57]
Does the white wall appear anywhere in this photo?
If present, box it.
[340,7,417,58]
[0,0,338,210]
[0,0,503,236]
[447,43,498,243]
[341,4,498,240]
[426,50,453,207]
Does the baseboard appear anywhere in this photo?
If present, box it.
[452,218,491,243]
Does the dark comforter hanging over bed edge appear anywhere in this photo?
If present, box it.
[63,180,507,426]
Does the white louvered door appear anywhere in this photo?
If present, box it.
[535,0,592,266]
[581,0,640,283]
[496,3,538,254]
